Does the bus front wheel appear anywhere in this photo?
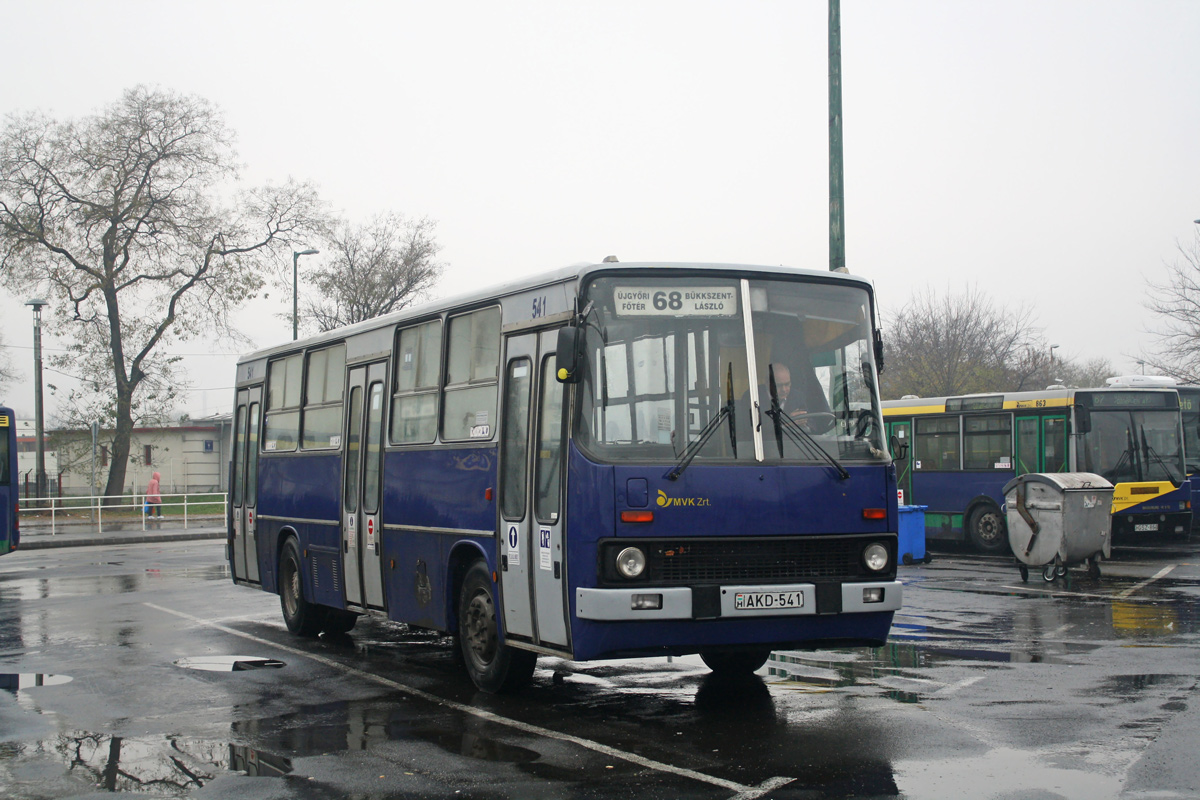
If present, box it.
[280,537,322,637]
[968,505,1008,554]
[700,648,772,675]
[457,562,537,693]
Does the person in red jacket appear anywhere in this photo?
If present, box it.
[146,472,163,519]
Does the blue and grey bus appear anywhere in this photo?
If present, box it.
[228,261,902,692]
[882,386,1190,553]
[1,407,18,555]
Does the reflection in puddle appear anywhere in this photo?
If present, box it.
[174,656,286,672]
[0,673,72,695]
[768,640,1075,698]
[231,699,545,766]
[2,733,290,796]
[410,729,540,763]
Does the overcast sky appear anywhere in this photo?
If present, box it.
[1,0,1198,420]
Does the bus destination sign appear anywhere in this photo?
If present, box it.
[613,285,738,317]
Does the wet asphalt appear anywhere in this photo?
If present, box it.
[2,535,1200,799]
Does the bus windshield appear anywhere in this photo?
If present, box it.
[1079,409,1185,484]
[576,274,887,464]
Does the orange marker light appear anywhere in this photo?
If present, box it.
[862,508,887,520]
[620,510,655,523]
[485,488,493,501]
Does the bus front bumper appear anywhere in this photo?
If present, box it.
[576,581,902,621]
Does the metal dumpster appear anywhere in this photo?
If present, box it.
[1003,472,1113,583]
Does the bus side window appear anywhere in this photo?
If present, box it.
[264,354,302,451]
[442,307,501,441]
[391,320,443,444]
[914,416,960,470]
[302,344,346,449]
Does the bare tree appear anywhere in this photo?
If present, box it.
[1144,234,1200,382]
[881,286,1041,399]
[0,86,323,500]
[0,331,18,397]
[303,213,444,332]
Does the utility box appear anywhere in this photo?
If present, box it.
[1003,473,1113,582]
[897,504,928,565]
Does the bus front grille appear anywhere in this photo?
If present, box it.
[600,535,893,585]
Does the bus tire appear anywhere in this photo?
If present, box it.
[279,537,322,637]
[322,608,359,636]
[457,562,536,693]
[700,648,772,675]
[967,504,1008,554]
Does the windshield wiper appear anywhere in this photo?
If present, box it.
[1139,425,1183,483]
[664,363,737,481]
[765,366,849,480]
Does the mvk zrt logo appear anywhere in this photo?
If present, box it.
[657,490,711,508]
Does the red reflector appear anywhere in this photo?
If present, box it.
[485,488,493,501]
[620,510,654,523]
[862,508,886,520]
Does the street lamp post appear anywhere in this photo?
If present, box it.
[1049,343,1059,365]
[292,249,319,340]
[25,298,48,500]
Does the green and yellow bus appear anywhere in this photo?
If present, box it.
[882,387,1190,553]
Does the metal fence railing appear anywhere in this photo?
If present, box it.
[18,492,228,535]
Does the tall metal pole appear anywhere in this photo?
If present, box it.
[828,0,846,272]
[25,299,48,499]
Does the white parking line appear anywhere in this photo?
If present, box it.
[934,676,984,696]
[1117,565,1177,599]
[145,603,792,799]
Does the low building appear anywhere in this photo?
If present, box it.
[44,415,233,498]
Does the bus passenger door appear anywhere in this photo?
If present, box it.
[531,331,569,648]
[1016,417,1039,475]
[498,332,570,650]
[498,336,535,639]
[231,386,263,584]
[889,420,912,505]
[342,362,388,611]
[1043,416,1067,472]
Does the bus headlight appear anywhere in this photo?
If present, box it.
[615,546,647,579]
[863,543,889,572]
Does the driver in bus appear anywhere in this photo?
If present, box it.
[765,363,833,432]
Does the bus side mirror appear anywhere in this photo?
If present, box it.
[889,434,908,461]
[555,326,584,383]
[1075,405,1091,434]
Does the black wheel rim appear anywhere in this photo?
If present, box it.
[976,511,1003,546]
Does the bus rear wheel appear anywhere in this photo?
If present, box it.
[280,537,322,637]
[700,648,772,675]
[968,505,1008,554]
[457,562,536,693]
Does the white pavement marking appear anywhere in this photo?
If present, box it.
[145,603,792,798]
[1117,564,1177,599]
[1001,586,1157,601]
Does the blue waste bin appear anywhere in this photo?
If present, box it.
[897,505,928,565]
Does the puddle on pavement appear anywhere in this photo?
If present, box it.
[175,656,286,672]
[230,700,544,765]
[767,640,1093,699]
[1,732,290,796]
[409,729,540,763]
[1,673,72,695]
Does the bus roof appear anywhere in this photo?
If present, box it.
[881,385,1180,416]
[236,260,876,365]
